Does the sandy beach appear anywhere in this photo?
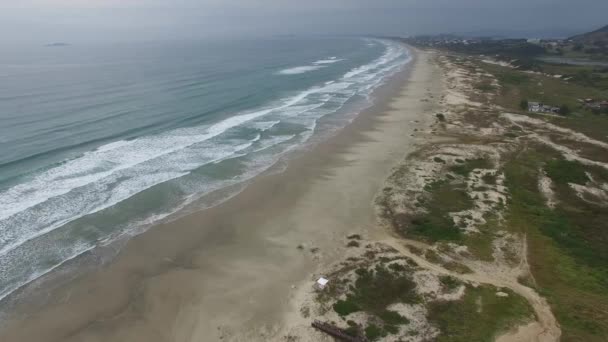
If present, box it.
[0,47,444,342]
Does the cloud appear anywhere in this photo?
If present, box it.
[0,0,606,43]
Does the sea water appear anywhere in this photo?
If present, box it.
[0,37,411,302]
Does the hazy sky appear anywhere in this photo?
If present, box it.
[1,0,607,43]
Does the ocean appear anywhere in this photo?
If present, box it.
[0,37,410,302]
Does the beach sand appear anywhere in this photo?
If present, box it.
[0,48,444,342]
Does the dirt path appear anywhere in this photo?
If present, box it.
[379,235,561,342]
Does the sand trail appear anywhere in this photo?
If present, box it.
[379,235,560,342]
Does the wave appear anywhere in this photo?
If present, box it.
[0,83,345,257]
[313,57,344,65]
[0,38,412,302]
[278,57,344,75]
[278,65,325,75]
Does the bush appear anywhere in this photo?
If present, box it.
[378,310,409,325]
[365,324,387,341]
[545,159,588,185]
[333,299,360,316]
[482,173,497,185]
[347,240,360,248]
[440,275,461,290]
[520,99,528,110]
[559,105,571,115]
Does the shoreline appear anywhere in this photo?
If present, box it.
[0,46,444,342]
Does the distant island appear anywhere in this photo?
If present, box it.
[45,42,70,47]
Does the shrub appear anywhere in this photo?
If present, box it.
[378,310,409,325]
[347,240,360,248]
[333,299,360,316]
[365,324,387,341]
[545,159,588,185]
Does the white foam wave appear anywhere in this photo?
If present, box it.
[278,65,324,75]
[248,120,280,131]
[313,58,344,65]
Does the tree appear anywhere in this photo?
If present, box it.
[559,105,571,115]
[520,99,529,110]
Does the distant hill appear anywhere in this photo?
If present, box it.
[569,25,608,44]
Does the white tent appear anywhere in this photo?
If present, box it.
[315,277,329,290]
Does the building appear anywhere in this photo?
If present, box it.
[528,101,542,112]
[582,99,608,112]
[528,101,560,113]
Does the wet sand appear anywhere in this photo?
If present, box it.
[0,47,444,342]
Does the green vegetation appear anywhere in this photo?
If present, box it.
[542,64,608,91]
[401,158,500,259]
[481,173,497,185]
[428,285,534,342]
[503,149,608,341]
[461,214,501,261]
[346,240,361,248]
[365,324,387,341]
[475,81,496,92]
[544,159,588,185]
[439,275,461,290]
[333,299,360,316]
[480,61,608,143]
[449,158,492,176]
[559,104,571,115]
[498,72,530,86]
[519,99,528,110]
[332,264,417,338]
[411,180,473,242]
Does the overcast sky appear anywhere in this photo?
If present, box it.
[1,0,607,43]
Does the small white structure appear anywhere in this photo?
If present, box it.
[528,101,542,112]
[528,101,560,114]
[314,277,329,291]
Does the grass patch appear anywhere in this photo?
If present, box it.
[332,264,418,337]
[496,72,530,85]
[475,82,496,92]
[409,180,474,242]
[545,159,589,185]
[481,60,608,144]
[428,285,534,342]
[333,299,360,316]
[440,275,462,291]
[463,214,501,261]
[410,210,462,241]
[379,310,409,325]
[504,148,608,340]
[481,173,497,185]
[365,324,387,341]
[449,158,493,177]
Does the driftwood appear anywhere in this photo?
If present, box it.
[311,320,368,342]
